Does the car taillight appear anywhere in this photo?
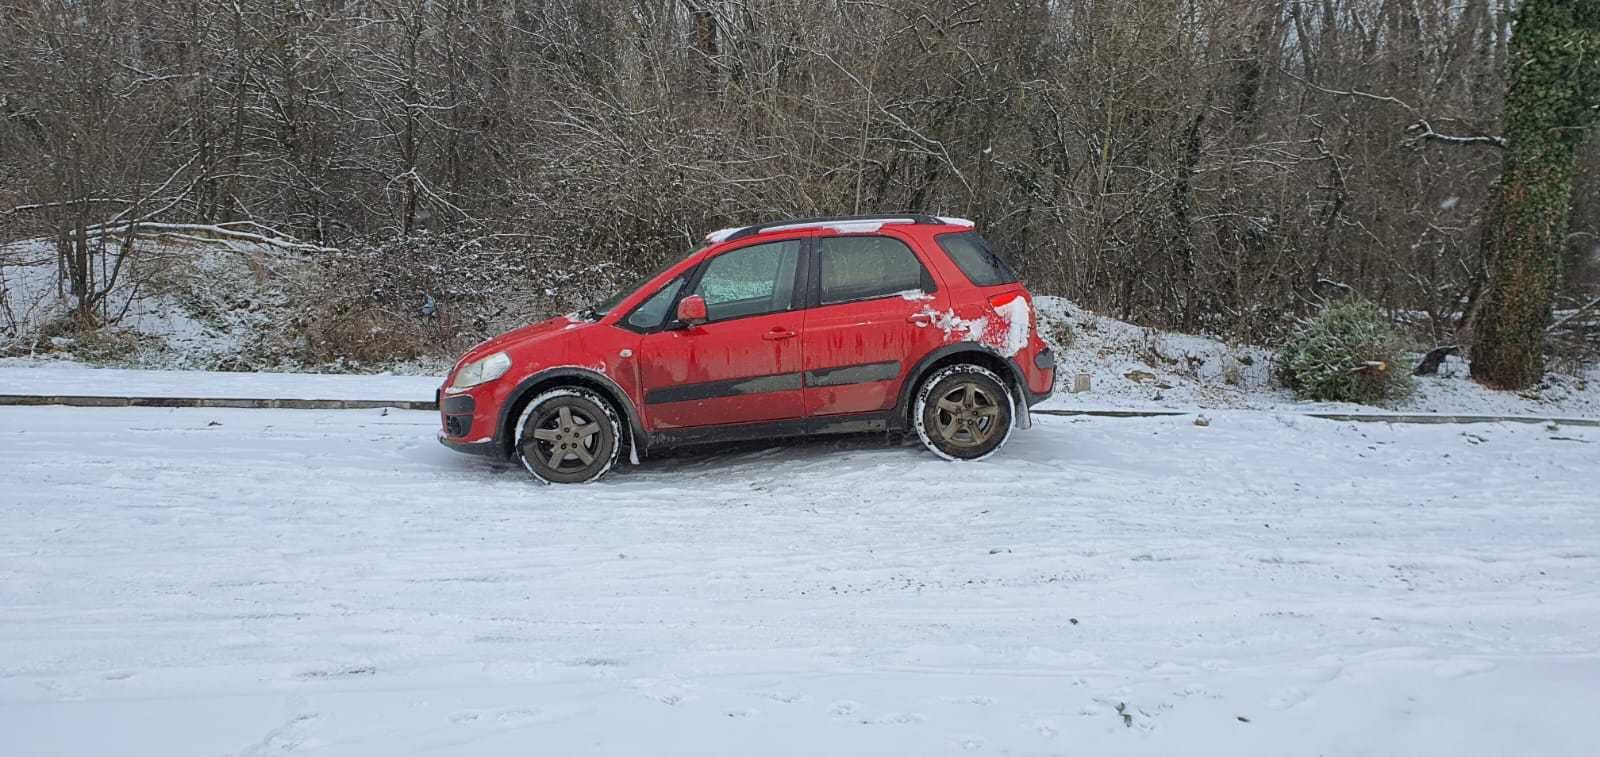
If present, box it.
[989,291,1022,309]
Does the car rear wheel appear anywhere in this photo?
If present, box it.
[513,387,621,484]
[913,364,1014,461]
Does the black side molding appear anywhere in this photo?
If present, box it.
[645,372,803,405]
[803,361,900,388]
[643,360,903,405]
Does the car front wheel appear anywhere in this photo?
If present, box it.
[913,364,1015,461]
[513,387,622,483]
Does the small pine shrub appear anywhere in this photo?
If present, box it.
[1277,300,1412,404]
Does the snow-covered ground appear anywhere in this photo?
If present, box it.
[4,403,1599,755]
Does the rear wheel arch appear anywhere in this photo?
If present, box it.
[895,345,1024,429]
[497,368,645,461]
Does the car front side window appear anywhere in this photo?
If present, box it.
[624,276,687,331]
[691,239,803,322]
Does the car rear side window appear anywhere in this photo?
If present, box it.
[817,236,935,305]
[936,231,1018,286]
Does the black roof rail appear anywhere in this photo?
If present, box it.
[723,213,947,242]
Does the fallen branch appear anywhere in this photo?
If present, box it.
[16,222,336,257]
[1405,120,1506,148]
[1547,296,1600,333]
[5,198,134,215]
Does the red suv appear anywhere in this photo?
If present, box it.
[438,215,1055,483]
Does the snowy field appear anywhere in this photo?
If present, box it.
[4,403,1599,756]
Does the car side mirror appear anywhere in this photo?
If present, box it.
[675,294,708,326]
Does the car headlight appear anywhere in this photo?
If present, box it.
[450,351,511,390]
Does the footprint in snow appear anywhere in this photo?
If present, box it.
[867,712,926,725]
[1267,686,1309,710]
[296,665,376,680]
[448,707,544,730]
[240,713,319,757]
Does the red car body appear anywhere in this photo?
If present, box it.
[438,215,1054,464]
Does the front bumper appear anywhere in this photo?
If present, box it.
[438,431,504,458]
[437,385,507,459]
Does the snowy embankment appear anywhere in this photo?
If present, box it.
[6,294,1599,421]
[6,233,1597,418]
[0,238,292,369]
[1034,296,1600,418]
[3,403,1599,755]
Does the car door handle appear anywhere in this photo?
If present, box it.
[906,313,933,326]
[763,328,798,341]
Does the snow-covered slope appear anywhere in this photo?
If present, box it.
[1034,296,1600,417]
[2,405,1598,755]
[1,238,297,369]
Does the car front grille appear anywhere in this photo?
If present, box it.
[444,414,473,437]
[441,394,476,438]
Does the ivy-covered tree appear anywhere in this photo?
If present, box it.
[1470,0,1600,389]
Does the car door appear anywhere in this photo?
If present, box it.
[800,233,950,417]
[637,237,807,430]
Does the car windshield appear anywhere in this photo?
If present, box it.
[585,245,705,318]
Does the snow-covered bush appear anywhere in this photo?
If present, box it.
[1277,300,1412,404]
[277,231,632,367]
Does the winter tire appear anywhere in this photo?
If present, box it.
[513,387,622,484]
[913,364,1014,461]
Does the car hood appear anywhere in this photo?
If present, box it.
[456,314,588,367]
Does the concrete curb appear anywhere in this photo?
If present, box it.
[1032,408,1600,427]
[2,394,1597,428]
[1032,409,1188,419]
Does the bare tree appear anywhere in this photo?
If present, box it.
[0,0,1597,367]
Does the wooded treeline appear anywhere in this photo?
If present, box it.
[2,0,1597,348]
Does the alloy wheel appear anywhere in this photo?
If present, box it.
[932,381,1002,449]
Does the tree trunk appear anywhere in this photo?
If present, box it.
[686,2,718,99]
[1469,0,1600,389]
